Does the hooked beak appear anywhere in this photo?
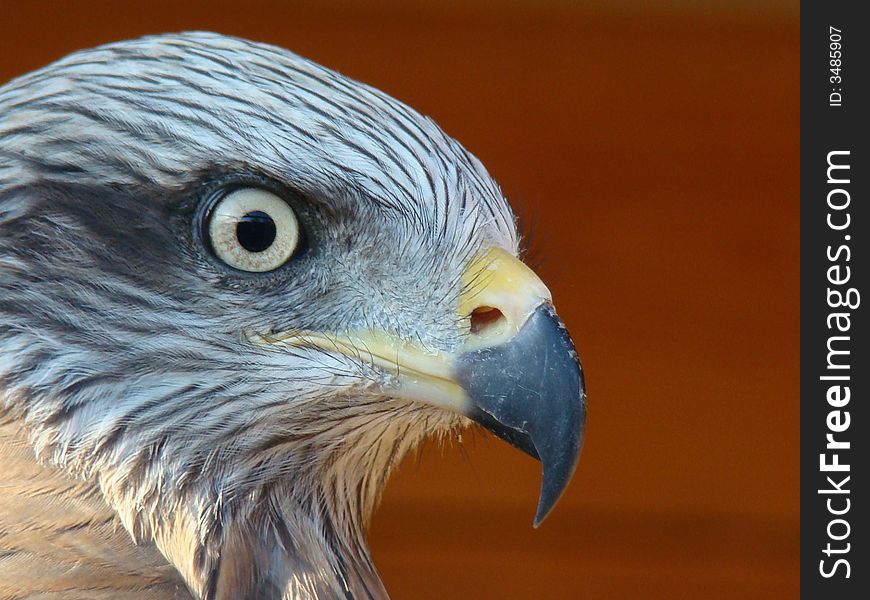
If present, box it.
[456,302,585,526]
[252,247,586,526]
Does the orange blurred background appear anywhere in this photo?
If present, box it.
[0,1,799,598]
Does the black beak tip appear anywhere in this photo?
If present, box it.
[533,407,585,528]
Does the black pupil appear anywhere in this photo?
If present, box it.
[236,211,277,253]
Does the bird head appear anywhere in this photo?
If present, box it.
[0,33,585,599]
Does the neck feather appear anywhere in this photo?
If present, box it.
[0,413,191,599]
[2,398,458,600]
[107,403,454,600]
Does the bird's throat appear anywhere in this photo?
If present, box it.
[140,403,441,600]
[2,397,448,599]
[0,411,391,600]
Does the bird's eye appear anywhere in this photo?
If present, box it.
[206,188,301,272]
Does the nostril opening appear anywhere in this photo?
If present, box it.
[470,306,506,335]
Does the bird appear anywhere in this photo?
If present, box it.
[0,32,586,599]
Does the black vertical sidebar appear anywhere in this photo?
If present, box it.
[801,2,868,598]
